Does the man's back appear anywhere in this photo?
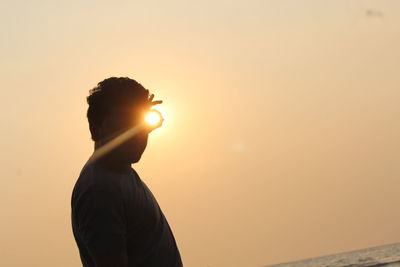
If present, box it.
[71,162,183,267]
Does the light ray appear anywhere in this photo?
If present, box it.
[87,124,144,164]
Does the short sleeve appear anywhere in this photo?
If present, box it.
[75,187,127,256]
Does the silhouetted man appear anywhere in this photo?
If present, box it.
[71,77,183,267]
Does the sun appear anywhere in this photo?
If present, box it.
[145,110,162,126]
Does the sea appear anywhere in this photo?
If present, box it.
[266,242,400,267]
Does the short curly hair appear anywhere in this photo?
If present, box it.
[87,77,150,141]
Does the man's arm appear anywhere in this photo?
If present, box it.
[76,187,128,267]
[92,251,128,267]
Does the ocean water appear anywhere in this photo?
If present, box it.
[266,242,400,267]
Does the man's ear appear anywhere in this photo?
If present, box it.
[99,114,127,142]
[97,115,113,142]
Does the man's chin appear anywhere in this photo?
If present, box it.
[129,154,142,164]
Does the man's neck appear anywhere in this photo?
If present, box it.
[96,156,131,173]
[93,143,131,174]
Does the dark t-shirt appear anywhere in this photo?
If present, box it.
[71,162,183,267]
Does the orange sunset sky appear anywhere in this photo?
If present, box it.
[1,0,400,266]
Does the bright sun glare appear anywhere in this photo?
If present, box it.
[145,110,162,126]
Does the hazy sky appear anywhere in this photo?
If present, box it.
[1,0,400,266]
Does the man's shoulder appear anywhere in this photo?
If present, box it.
[73,162,128,200]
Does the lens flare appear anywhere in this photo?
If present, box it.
[145,110,162,126]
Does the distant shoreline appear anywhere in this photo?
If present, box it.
[369,261,400,267]
[265,242,400,267]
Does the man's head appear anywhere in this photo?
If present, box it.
[87,77,160,164]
